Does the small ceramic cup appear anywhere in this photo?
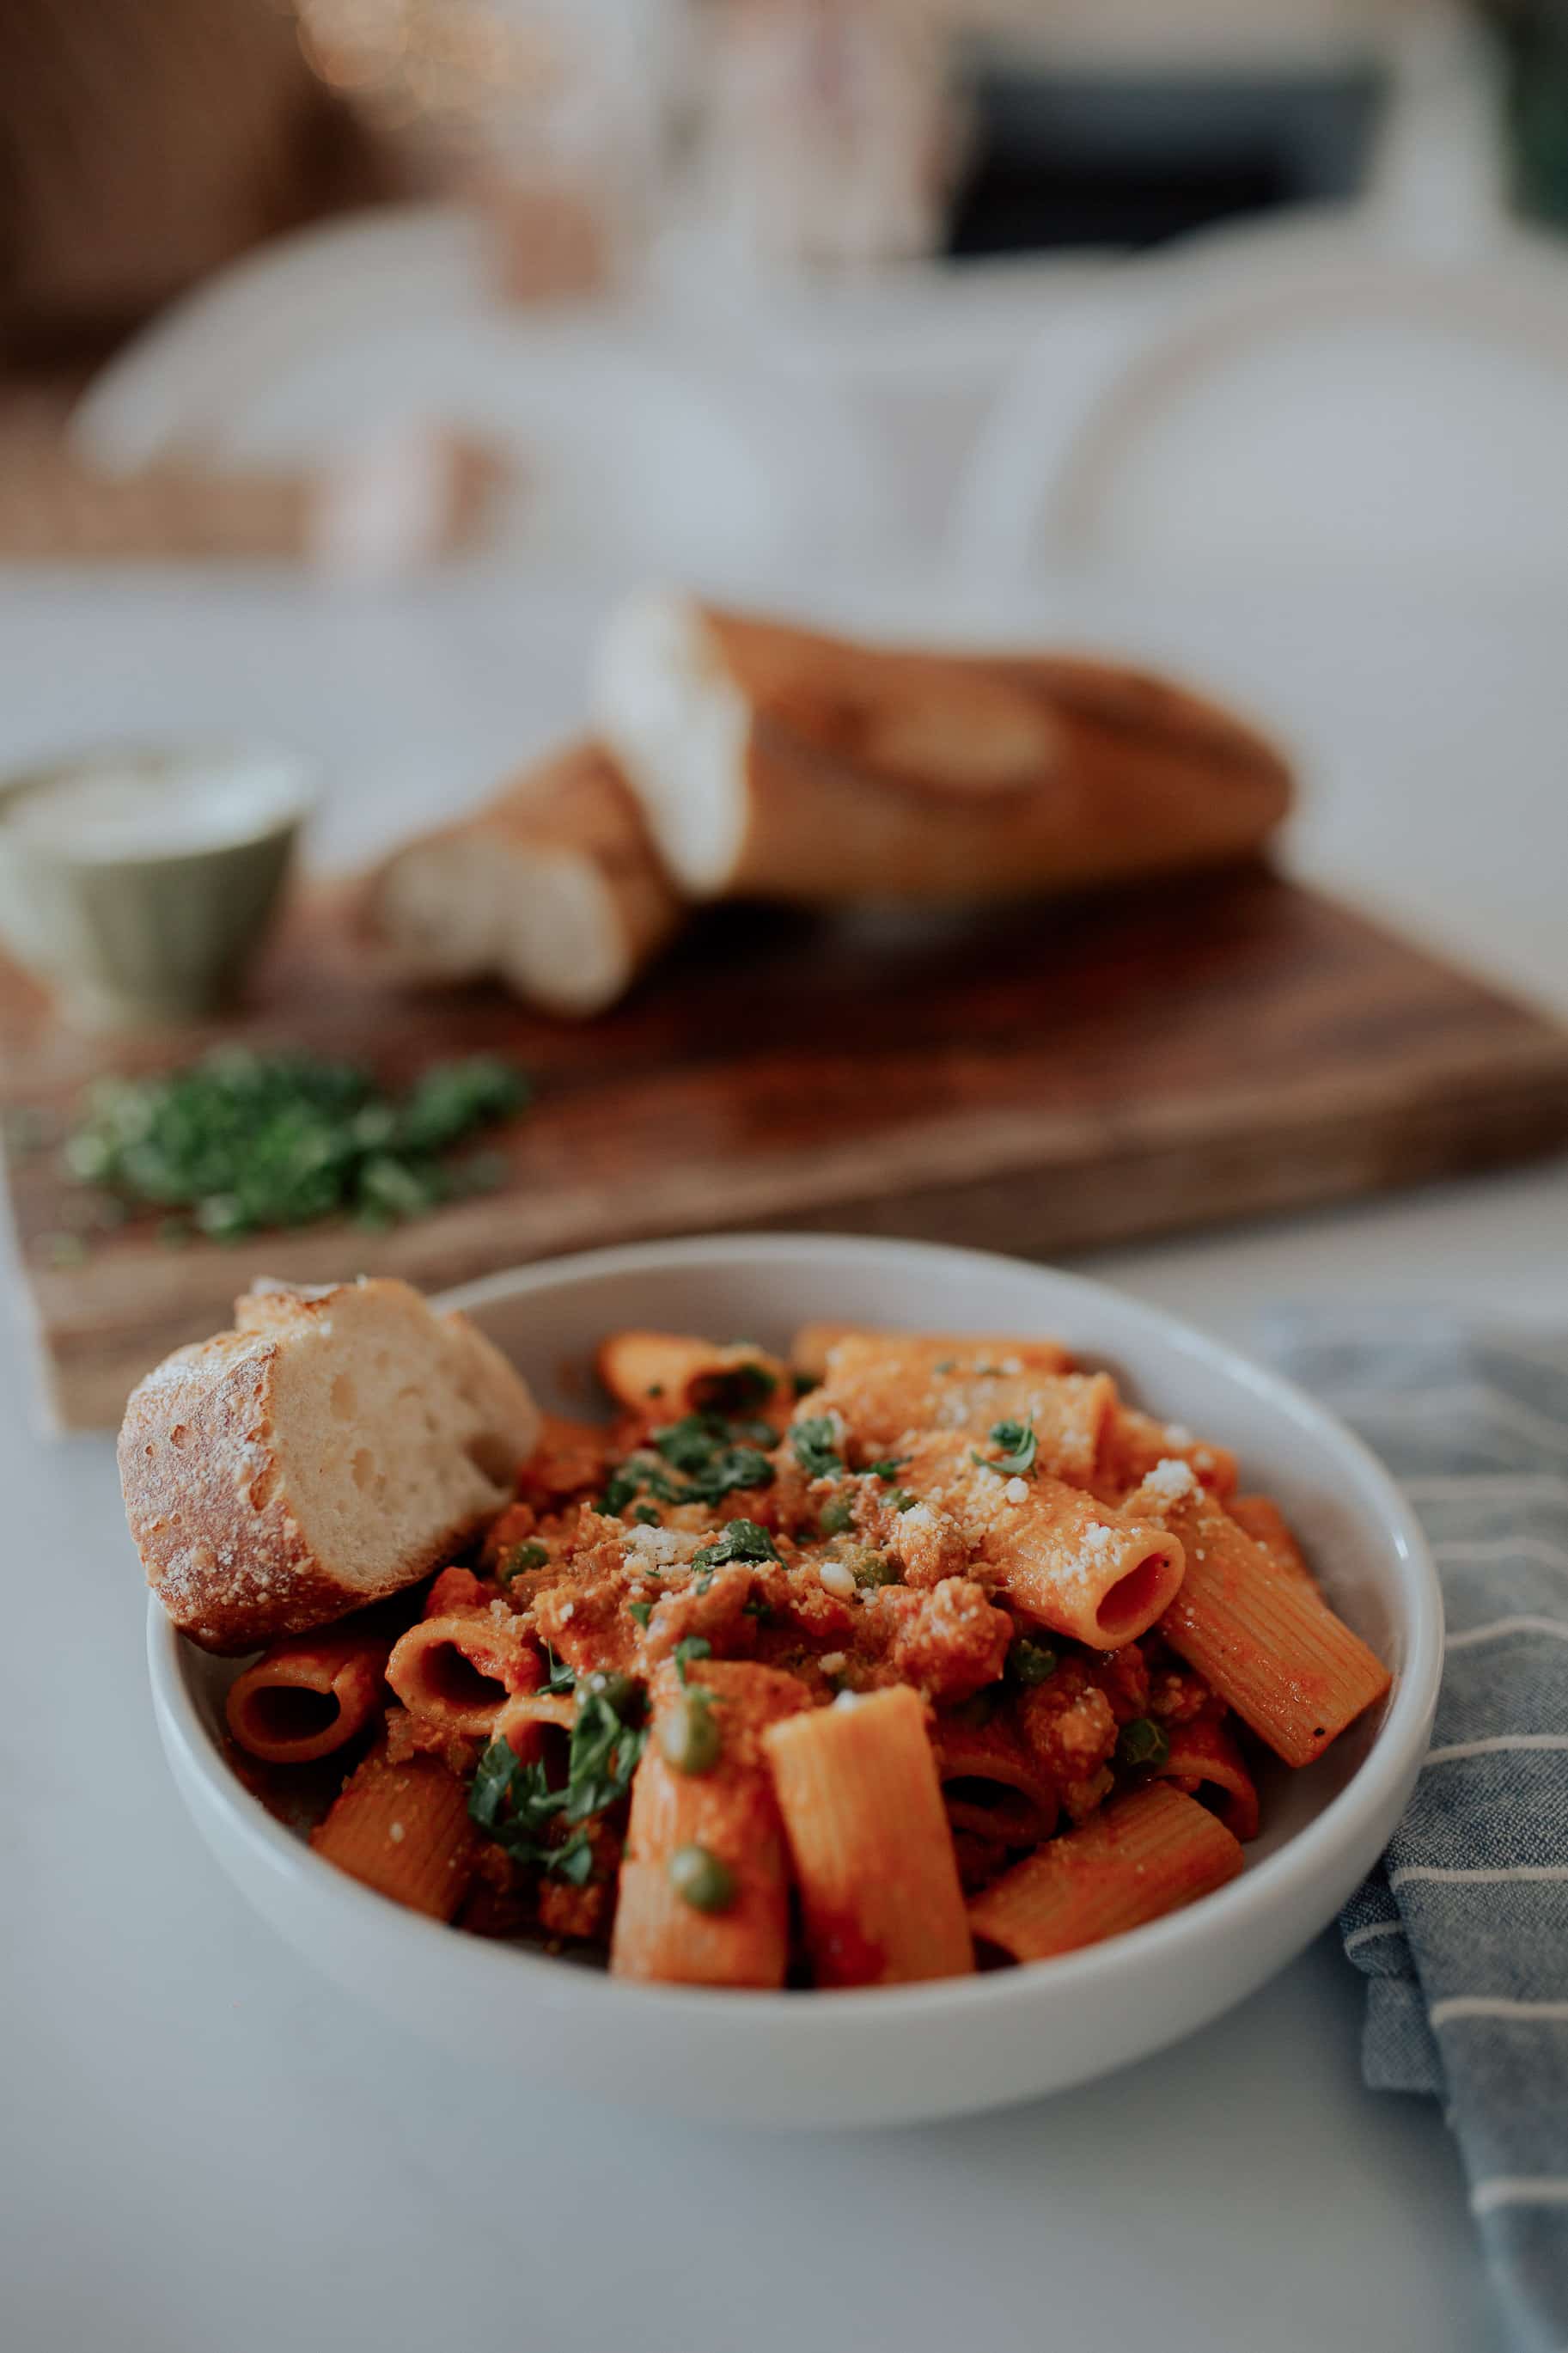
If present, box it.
[0,743,314,1028]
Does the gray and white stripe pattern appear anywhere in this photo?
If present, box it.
[1273,1313,1568,2353]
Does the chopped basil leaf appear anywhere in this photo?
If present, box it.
[791,1417,844,1479]
[600,1452,686,1515]
[642,1412,777,1506]
[868,1457,910,1481]
[551,1839,596,1888]
[693,1446,776,1504]
[628,1600,652,1629]
[564,1677,646,1820]
[540,1643,576,1696]
[600,1469,638,1515]
[468,1736,533,1836]
[692,1360,777,1413]
[691,1519,781,1573]
[972,1421,1039,1477]
[651,1412,731,1473]
[498,1539,548,1583]
[886,1488,918,1513]
[817,1495,854,1537]
[1117,1716,1169,1770]
[632,1503,661,1526]
[467,1738,587,1882]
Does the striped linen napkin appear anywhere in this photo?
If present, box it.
[1272,1311,1568,2353]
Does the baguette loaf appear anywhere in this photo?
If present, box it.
[592,592,1291,903]
[364,739,684,1016]
[120,1277,540,1653]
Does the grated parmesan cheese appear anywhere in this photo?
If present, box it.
[1142,1456,1198,1504]
[820,1652,847,1674]
[626,1523,684,1566]
[818,1559,856,1599]
[1004,1476,1030,1504]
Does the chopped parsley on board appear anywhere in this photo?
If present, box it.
[60,1048,530,1244]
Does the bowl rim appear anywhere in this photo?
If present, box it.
[146,1229,1443,2033]
[0,739,318,868]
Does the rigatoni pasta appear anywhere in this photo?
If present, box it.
[612,1660,807,1988]
[187,1314,1391,1989]
[312,1750,478,1919]
[968,1784,1244,1961]
[766,1687,974,1986]
[791,1325,1075,1388]
[386,1605,543,1739]
[1122,1462,1390,1766]
[225,1628,391,1764]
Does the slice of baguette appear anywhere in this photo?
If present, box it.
[363,738,684,1017]
[591,591,1291,903]
[121,1277,540,1653]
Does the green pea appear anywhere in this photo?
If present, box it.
[500,1539,548,1583]
[817,1495,853,1537]
[1117,1716,1169,1769]
[1009,1637,1058,1686]
[668,1842,735,1913]
[851,1548,900,1589]
[658,1692,723,1776]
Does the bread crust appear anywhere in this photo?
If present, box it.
[120,1280,536,1653]
[604,596,1291,903]
[364,738,684,1011]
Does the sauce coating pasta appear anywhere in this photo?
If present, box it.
[226,1321,1392,1983]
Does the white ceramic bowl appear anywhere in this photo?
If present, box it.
[147,1233,1441,2128]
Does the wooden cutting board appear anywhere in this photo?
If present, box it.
[5,861,1568,1431]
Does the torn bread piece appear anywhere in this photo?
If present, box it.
[592,592,1291,903]
[365,738,684,1017]
[121,1277,540,1653]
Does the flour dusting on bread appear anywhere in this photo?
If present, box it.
[120,1277,540,1653]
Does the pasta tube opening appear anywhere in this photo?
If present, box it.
[1094,1548,1183,1643]
[225,1631,389,1764]
[387,1612,540,1738]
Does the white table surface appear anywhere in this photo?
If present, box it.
[5,560,1566,2353]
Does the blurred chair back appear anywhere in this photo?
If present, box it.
[954,222,1568,590]
[73,204,893,579]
